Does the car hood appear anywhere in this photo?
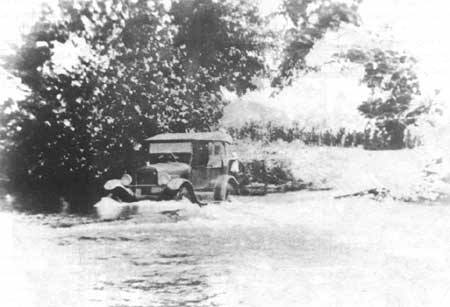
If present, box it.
[138,162,191,177]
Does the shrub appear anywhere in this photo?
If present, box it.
[227,121,365,147]
[264,159,295,185]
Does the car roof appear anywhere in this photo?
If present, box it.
[145,132,233,143]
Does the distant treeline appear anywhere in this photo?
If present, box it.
[227,121,420,149]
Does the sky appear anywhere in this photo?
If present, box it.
[1,0,449,130]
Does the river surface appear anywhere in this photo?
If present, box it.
[3,192,450,307]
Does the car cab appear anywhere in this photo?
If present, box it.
[125,132,240,204]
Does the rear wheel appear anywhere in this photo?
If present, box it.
[225,183,237,202]
[214,180,238,201]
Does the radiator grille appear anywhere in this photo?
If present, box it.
[136,171,157,185]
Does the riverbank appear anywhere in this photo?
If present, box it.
[231,141,448,202]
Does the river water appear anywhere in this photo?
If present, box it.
[4,192,450,307]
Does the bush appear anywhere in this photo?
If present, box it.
[264,159,295,185]
[240,158,295,186]
[227,121,365,147]
[228,120,417,150]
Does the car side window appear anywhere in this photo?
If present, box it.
[207,142,224,168]
[192,141,209,167]
[214,144,221,155]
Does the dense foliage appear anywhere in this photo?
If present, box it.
[270,1,423,148]
[0,0,265,211]
[343,48,422,149]
[272,0,361,87]
[171,0,266,95]
[227,121,365,147]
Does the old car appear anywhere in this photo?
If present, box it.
[108,132,241,205]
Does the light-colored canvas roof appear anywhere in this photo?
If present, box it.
[145,132,233,143]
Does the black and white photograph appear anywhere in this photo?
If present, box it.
[1,0,450,306]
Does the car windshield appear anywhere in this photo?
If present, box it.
[149,152,192,164]
[148,142,192,164]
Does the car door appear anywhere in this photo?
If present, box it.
[191,141,227,190]
[206,141,226,185]
[191,141,210,190]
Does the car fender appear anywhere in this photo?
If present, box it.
[166,178,205,206]
[166,177,192,191]
[215,175,239,188]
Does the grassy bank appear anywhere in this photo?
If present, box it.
[230,140,446,202]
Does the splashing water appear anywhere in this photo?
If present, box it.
[5,191,450,307]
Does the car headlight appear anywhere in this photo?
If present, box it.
[120,173,132,185]
[157,172,171,185]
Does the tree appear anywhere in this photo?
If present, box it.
[346,49,421,149]
[170,0,266,95]
[272,0,361,87]
[0,0,266,211]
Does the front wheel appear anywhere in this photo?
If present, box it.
[108,187,137,203]
[175,185,195,203]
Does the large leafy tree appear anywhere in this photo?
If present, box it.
[271,0,422,148]
[170,0,266,95]
[342,48,422,148]
[272,0,361,87]
[0,0,265,211]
